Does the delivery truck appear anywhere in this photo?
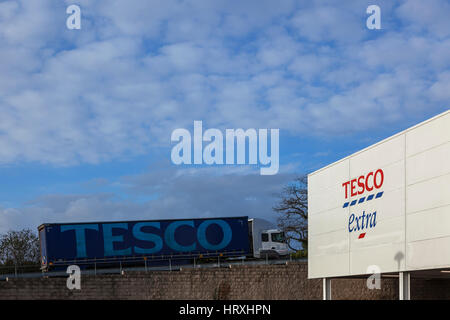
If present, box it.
[38,216,289,271]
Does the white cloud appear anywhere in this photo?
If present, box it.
[429,71,450,101]
[0,165,297,233]
[0,0,448,166]
[396,0,450,38]
[291,4,365,43]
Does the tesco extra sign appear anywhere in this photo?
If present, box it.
[341,169,384,239]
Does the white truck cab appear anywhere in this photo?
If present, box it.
[248,218,289,258]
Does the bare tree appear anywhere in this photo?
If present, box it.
[273,175,308,253]
[0,229,40,265]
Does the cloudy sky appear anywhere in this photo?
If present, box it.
[0,0,448,233]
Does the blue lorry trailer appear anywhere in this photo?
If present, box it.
[38,216,250,271]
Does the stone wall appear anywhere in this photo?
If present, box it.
[0,262,448,300]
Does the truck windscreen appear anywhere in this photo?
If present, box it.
[271,232,285,243]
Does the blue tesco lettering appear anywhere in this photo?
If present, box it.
[165,220,197,252]
[61,224,99,258]
[103,223,132,257]
[133,222,163,254]
[61,219,233,258]
[197,220,232,250]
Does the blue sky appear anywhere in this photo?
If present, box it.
[0,0,449,233]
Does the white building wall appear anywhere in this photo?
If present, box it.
[308,110,450,278]
[405,112,450,270]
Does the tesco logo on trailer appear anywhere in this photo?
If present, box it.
[342,169,385,239]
